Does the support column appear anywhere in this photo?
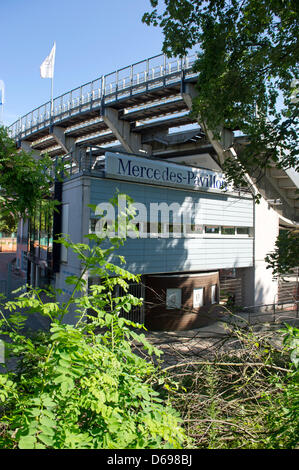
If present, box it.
[103,106,151,155]
[254,196,279,306]
[20,140,41,157]
[51,125,75,154]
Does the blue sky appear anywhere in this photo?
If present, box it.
[0,0,165,126]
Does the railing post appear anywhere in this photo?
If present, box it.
[101,75,105,98]
[90,81,94,102]
[146,58,149,82]
[116,70,118,98]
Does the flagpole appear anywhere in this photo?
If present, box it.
[51,74,54,119]
[50,45,55,121]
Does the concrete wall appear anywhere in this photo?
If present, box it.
[144,272,220,331]
[239,196,279,307]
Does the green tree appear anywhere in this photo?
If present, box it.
[0,213,17,235]
[0,199,187,449]
[0,125,56,222]
[265,229,299,277]
[142,0,298,186]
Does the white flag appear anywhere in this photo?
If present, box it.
[0,80,4,105]
[40,42,56,79]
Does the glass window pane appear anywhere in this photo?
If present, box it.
[237,227,250,235]
[205,226,219,234]
[221,226,235,235]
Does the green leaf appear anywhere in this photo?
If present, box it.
[40,416,56,428]
[38,433,54,447]
[19,435,37,449]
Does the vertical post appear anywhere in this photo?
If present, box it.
[51,76,54,119]
[101,75,105,98]
[91,81,94,101]
[89,147,92,172]
[146,59,149,82]
[116,70,118,98]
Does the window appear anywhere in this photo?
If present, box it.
[221,226,235,235]
[185,224,204,236]
[205,226,219,234]
[193,287,204,308]
[236,227,252,236]
[166,288,182,309]
[211,284,217,304]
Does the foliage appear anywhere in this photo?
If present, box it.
[143,0,299,184]
[265,229,299,277]
[0,196,187,449]
[0,212,17,236]
[0,125,57,220]
[167,320,299,449]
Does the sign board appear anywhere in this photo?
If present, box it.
[193,287,204,308]
[105,152,230,194]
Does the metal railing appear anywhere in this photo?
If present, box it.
[241,300,299,324]
[8,53,198,140]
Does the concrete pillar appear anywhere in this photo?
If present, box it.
[239,197,279,308]
[103,106,151,155]
[51,126,75,154]
[254,196,279,306]
[20,140,41,159]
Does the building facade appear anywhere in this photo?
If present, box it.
[14,150,285,330]
[10,53,298,330]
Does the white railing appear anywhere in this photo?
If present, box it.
[8,52,198,139]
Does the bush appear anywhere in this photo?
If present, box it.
[0,198,187,449]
